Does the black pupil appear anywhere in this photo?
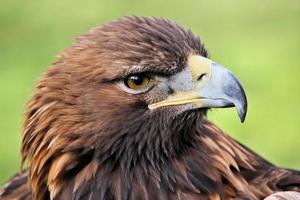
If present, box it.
[130,76,144,85]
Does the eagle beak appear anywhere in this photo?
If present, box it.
[148,55,248,122]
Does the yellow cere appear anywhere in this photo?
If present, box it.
[188,55,212,84]
[148,55,213,110]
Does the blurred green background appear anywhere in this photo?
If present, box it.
[0,0,299,185]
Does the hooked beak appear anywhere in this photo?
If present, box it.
[148,55,248,122]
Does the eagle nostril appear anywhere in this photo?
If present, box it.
[197,73,207,81]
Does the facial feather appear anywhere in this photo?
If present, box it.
[0,16,297,200]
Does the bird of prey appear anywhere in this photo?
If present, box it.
[1,16,300,200]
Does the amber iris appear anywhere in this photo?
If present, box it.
[124,75,150,90]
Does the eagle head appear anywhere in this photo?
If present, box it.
[21,16,247,199]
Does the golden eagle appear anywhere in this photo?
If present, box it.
[1,16,300,200]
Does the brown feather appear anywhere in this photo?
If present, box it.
[1,16,300,200]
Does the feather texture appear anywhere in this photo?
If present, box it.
[1,16,300,200]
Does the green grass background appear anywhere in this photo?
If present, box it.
[1,0,300,185]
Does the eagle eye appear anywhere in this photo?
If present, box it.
[118,74,153,94]
[125,75,150,90]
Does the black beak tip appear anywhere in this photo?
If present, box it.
[240,114,246,123]
[238,101,247,123]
